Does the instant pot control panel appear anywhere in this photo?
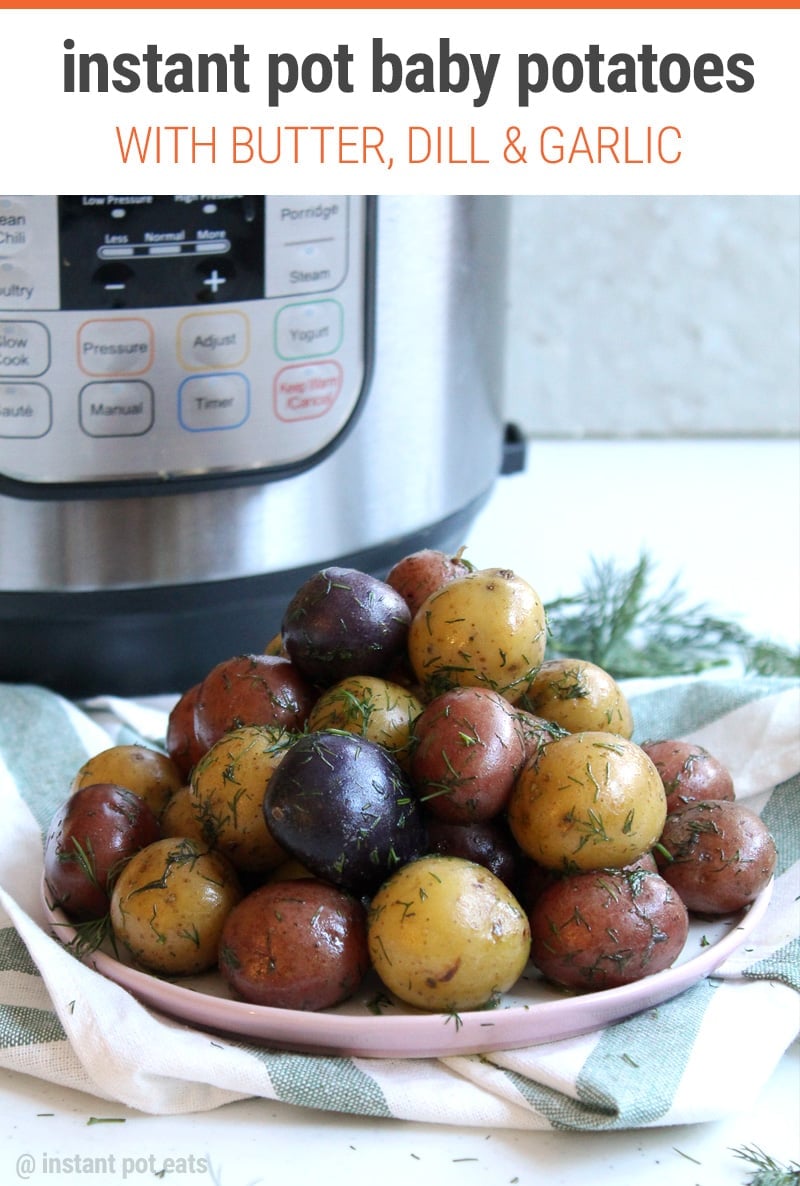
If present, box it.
[0,195,371,496]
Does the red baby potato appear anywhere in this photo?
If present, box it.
[528,867,689,991]
[410,687,526,823]
[281,566,411,687]
[193,653,316,751]
[44,782,161,920]
[218,879,369,1010]
[514,709,568,764]
[166,682,206,781]
[656,799,776,914]
[70,744,182,818]
[641,739,735,813]
[385,547,472,617]
[424,817,519,887]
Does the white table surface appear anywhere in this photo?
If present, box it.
[2,438,799,1186]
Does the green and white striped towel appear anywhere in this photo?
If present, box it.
[0,676,798,1131]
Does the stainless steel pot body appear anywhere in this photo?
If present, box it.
[0,195,512,694]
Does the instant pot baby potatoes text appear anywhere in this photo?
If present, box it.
[43,547,777,1019]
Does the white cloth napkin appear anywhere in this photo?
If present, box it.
[1,676,798,1130]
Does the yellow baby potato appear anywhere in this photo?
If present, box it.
[508,731,667,872]
[524,658,634,738]
[189,725,292,873]
[110,837,241,975]
[159,784,206,845]
[408,568,546,704]
[71,743,182,818]
[367,855,531,1012]
[305,676,424,769]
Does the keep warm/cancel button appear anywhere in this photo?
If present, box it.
[274,361,342,422]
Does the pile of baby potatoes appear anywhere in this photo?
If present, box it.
[43,550,777,1015]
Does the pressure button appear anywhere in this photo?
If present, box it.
[78,318,153,377]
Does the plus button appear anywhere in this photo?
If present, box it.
[203,269,227,295]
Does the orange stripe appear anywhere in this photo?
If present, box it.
[3,2,798,8]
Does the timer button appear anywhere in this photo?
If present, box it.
[179,372,250,431]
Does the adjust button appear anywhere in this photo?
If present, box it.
[178,311,249,370]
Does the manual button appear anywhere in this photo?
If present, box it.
[79,381,154,437]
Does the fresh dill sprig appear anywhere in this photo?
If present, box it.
[56,913,115,960]
[731,1143,800,1186]
[544,552,800,680]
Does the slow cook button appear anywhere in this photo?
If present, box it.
[178,311,250,370]
[0,382,52,438]
[275,300,343,360]
[78,318,153,377]
[179,373,249,432]
[79,381,154,437]
[0,320,50,377]
[274,361,342,422]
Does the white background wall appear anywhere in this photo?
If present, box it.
[503,196,799,438]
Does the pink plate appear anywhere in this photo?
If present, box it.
[41,877,772,1059]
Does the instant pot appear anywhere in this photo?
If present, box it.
[0,195,520,697]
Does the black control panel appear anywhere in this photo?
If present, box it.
[57,196,266,310]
